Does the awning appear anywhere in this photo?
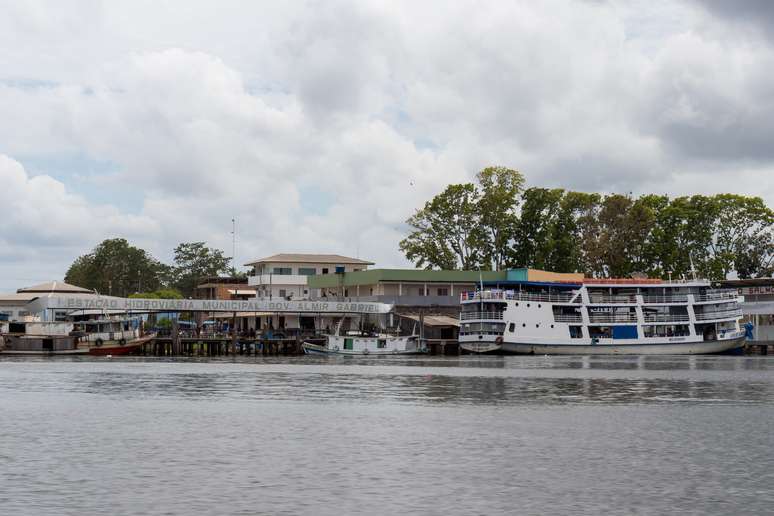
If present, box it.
[227,289,257,296]
[401,314,460,327]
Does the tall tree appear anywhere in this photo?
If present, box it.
[476,166,524,270]
[510,187,564,269]
[548,191,601,274]
[171,242,231,297]
[64,238,168,296]
[400,183,487,270]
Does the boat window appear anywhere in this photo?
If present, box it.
[569,326,583,338]
[377,339,386,348]
[509,323,515,332]
[344,338,353,350]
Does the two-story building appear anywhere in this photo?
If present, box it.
[244,254,373,300]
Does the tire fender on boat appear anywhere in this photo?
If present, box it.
[119,338,127,346]
[94,338,104,347]
[495,336,503,344]
[363,348,370,355]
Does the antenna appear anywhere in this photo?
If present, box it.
[231,218,236,274]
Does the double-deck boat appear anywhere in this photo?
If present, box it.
[459,274,746,355]
[1,317,151,356]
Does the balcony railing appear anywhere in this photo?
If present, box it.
[641,295,689,304]
[588,314,639,324]
[694,290,739,302]
[461,291,576,303]
[587,295,638,304]
[642,313,690,323]
[695,309,743,321]
[460,311,504,321]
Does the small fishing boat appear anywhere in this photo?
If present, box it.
[302,319,425,355]
[88,333,155,356]
[302,334,425,355]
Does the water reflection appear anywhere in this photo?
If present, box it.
[0,355,770,406]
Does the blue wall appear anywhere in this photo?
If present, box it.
[612,326,638,339]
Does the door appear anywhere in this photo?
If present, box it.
[344,338,353,350]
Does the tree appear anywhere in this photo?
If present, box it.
[171,242,231,297]
[476,167,525,270]
[399,183,487,270]
[64,238,168,296]
[548,191,601,274]
[128,288,183,299]
[510,188,565,269]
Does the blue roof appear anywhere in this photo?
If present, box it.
[482,280,581,289]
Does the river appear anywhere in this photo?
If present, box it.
[0,355,772,515]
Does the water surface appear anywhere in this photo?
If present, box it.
[1,355,772,515]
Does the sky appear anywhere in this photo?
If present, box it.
[1,0,773,291]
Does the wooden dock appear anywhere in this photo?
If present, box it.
[141,336,307,356]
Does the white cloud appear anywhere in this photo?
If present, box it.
[1,0,774,289]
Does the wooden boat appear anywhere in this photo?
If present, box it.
[88,333,155,356]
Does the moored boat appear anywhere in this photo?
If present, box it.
[302,333,425,355]
[88,333,155,356]
[459,270,746,355]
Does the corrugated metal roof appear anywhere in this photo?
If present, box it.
[0,293,39,302]
[17,281,93,294]
[244,254,374,266]
[401,314,460,327]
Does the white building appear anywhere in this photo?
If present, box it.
[0,281,96,322]
[244,253,373,300]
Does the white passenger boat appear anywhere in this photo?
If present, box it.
[302,333,425,355]
[459,274,746,355]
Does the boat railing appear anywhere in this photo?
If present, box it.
[587,295,638,304]
[641,295,689,304]
[460,291,576,303]
[642,313,690,322]
[460,311,504,321]
[694,308,743,321]
[588,314,639,324]
[554,314,583,323]
[693,290,739,302]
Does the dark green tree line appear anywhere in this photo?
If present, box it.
[400,168,774,280]
[65,239,233,297]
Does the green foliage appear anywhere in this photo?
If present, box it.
[155,317,173,328]
[128,289,183,299]
[400,167,524,270]
[64,238,168,296]
[401,168,774,279]
[171,242,231,297]
[400,183,487,270]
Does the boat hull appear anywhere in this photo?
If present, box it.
[88,334,155,356]
[498,336,746,355]
[302,342,426,356]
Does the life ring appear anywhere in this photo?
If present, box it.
[363,348,370,355]
[119,338,127,346]
[94,338,104,347]
[495,336,504,344]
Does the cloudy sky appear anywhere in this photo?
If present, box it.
[1,0,773,290]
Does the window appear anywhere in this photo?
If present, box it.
[279,289,287,298]
[322,268,329,274]
[272,267,292,275]
[344,289,349,297]
[335,266,345,273]
[344,338,353,350]
[418,287,427,296]
[377,339,386,349]
[509,322,515,332]
[569,326,583,338]
[298,267,317,276]
[437,287,449,296]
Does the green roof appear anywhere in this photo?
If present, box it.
[307,269,506,288]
